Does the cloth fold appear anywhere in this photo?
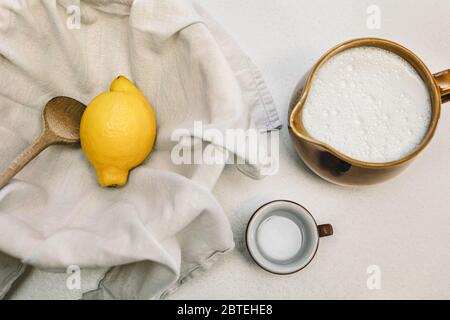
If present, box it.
[0,0,280,299]
[0,251,26,299]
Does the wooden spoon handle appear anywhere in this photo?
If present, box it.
[0,132,54,189]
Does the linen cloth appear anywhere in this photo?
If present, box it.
[0,0,280,299]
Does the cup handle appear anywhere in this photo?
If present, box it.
[434,69,450,104]
[317,224,333,237]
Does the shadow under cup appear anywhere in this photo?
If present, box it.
[289,38,450,186]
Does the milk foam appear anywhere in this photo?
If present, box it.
[302,47,431,163]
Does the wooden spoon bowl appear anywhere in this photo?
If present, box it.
[43,96,86,143]
[0,96,86,188]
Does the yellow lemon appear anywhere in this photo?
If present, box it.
[80,76,157,187]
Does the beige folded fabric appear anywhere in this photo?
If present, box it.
[0,0,280,299]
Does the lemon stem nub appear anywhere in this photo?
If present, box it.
[96,167,129,188]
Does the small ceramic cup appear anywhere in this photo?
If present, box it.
[246,200,333,274]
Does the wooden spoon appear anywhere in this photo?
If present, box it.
[0,96,86,189]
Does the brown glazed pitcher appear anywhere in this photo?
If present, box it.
[289,38,449,186]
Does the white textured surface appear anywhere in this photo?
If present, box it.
[11,0,450,299]
[303,47,431,163]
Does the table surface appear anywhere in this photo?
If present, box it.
[11,0,450,299]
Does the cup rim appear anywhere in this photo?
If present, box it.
[289,37,442,168]
[245,199,321,275]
